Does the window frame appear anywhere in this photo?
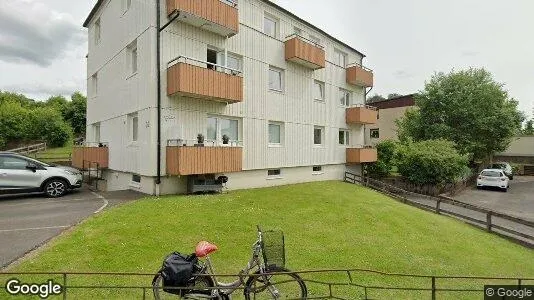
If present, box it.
[313,126,325,146]
[94,123,101,143]
[339,88,351,107]
[268,122,283,146]
[92,73,98,96]
[267,169,282,178]
[312,165,323,174]
[334,49,347,67]
[338,129,350,146]
[370,128,380,139]
[264,14,278,38]
[128,113,139,143]
[313,80,325,101]
[127,40,138,75]
[94,18,101,45]
[207,115,240,144]
[268,66,284,92]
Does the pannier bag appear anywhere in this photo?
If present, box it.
[159,252,198,295]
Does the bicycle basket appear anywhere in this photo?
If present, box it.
[260,229,285,269]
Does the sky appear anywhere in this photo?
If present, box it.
[0,0,532,118]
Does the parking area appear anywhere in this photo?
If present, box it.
[0,187,143,269]
[453,176,534,222]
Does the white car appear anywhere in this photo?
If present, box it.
[476,169,509,192]
[0,152,83,197]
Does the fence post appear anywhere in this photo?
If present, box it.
[436,199,441,214]
[431,276,436,300]
[63,273,67,300]
[486,212,492,232]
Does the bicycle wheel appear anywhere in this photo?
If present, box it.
[244,267,307,300]
[152,272,215,300]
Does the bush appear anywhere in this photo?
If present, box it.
[0,101,30,142]
[27,108,73,147]
[367,140,397,179]
[396,139,469,185]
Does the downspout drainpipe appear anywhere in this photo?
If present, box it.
[156,0,181,194]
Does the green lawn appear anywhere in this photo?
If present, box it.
[28,140,73,162]
[2,181,533,299]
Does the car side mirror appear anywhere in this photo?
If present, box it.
[26,164,38,172]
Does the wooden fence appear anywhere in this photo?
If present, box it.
[7,142,46,154]
[345,172,534,248]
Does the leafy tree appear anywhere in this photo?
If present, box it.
[367,94,386,103]
[46,95,69,117]
[396,139,469,185]
[64,92,87,136]
[387,93,403,99]
[367,140,397,179]
[0,101,31,144]
[396,68,524,161]
[523,119,534,135]
[27,107,73,147]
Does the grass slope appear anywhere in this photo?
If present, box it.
[3,181,533,299]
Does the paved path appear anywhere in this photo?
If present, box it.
[0,188,143,269]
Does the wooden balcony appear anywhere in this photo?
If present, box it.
[166,0,239,37]
[72,144,109,169]
[284,35,325,70]
[167,57,243,104]
[167,145,242,175]
[346,147,378,164]
[346,64,374,87]
[346,105,378,125]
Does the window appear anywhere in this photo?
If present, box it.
[294,27,302,36]
[207,48,218,70]
[339,89,351,106]
[264,14,278,38]
[128,40,137,74]
[370,129,380,139]
[0,156,30,170]
[219,52,242,73]
[123,0,132,13]
[132,174,141,183]
[268,122,283,145]
[309,35,321,46]
[314,126,324,146]
[339,130,350,146]
[269,66,283,92]
[207,116,239,143]
[313,80,325,101]
[129,113,138,142]
[334,49,347,67]
[312,166,322,172]
[94,123,101,142]
[268,169,281,176]
[94,18,101,45]
[91,73,98,95]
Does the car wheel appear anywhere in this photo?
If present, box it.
[44,179,68,197]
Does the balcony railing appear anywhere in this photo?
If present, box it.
[166,0,239,37]
[166,139,243,175]
[284,34,326,70]
[346,104,378,125]
[346,63,374,87]
[72,142,109,169]
[346,145,378,163]
[167,56,243,104]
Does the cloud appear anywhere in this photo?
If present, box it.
[2,79,85,98]
[393,70,414,79]
[461,51,479,57]
[0,1,85,67]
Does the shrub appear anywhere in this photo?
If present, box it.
[27,108,73,147]
[0,101,31,142]
[396,139,469,185]
[367,140,397,179]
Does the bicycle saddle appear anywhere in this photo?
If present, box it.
[195,241,218,257]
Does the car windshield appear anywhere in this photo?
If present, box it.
[24,155,51,167]
[481,171,502,177]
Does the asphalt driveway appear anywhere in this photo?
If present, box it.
[0,188,143,269]
[453,176,534,222]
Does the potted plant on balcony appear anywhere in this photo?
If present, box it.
[222,134,230,145]
[195,134,205,147]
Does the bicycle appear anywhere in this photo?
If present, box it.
[152,226,307,299]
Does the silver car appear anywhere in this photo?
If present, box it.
[0,152,83,197]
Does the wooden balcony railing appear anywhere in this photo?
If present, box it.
[346,63,374,87]
[166,140,242,175]
[166,0,239,37]
[284,35,325,70]
[346,147,378,164]
[346,105,378,125]
[72,143,109,169]
[167,56,243,104]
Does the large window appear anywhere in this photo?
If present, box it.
[264,14,278,38]
[339,130,350,146]
[313,80,325,101]
[94,18,101,45]
[269,66,284,92]
[370,129,380,139]
[268,122,283,145]
[339,89,351,107]
[334,49,347,67]
[314,126,324,146]
[207,116,239,143]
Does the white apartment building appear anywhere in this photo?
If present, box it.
[77,0,378,195]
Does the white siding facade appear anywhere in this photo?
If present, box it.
[85,0,370,194]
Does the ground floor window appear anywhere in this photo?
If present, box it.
[313,166,323,172]
[267,169,281,177]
